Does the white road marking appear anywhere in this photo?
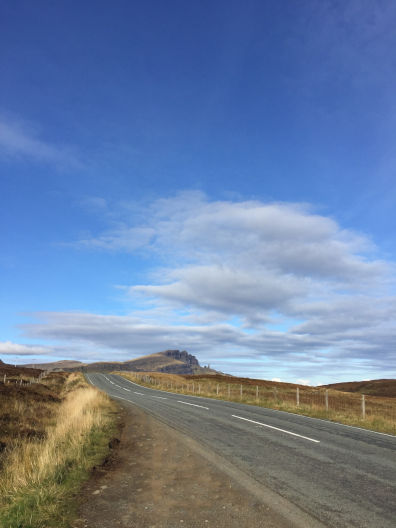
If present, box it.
[122,388,131,392]
[152,395,168,400]
[232,415,320,443]
[177,400,209,410]
[121,377,141,386]
[98,374,396,441]
[134,391,144,395]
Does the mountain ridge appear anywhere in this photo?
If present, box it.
[22,350,220,376]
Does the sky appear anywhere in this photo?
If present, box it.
[1,1,396,385]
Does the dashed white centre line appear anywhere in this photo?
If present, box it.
[122,388,131,392]
[232,415,320,443]
[134,391,144,395]
[151,396,168,400]
[177,400,209,410]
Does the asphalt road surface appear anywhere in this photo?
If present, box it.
[87,373,396,528]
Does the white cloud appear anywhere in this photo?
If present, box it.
[0,341,51,356]
[0,116,81,168]
[133,265,306,321]
[80,191,387,282]
[77,225,155,252]
[296,379,311,386]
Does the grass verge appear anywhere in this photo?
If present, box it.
[0,373,118,528]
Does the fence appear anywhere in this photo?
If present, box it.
[1,371,47,386]
[122,372,396,434]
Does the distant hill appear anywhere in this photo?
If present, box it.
[21,360,86,371]
[320,379,396,398]
[30,350,221,376]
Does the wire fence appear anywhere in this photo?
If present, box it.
[0,372,47,386]
[123,372,396,434]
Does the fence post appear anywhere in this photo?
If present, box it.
[228,384,230,399]
[361,394,366,419]
[240,384,243,400]
[198,383,201,394]
[216,384,219,396]
[256,385,259,402]
[325,390,329,412]
[3,374,5,384]
[192,382,194,393]
[296,387,300,407]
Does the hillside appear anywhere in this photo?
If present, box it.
[320,379,396,398]
[0,359,44,378]
[21,360,86,371]
[63,350,220,375]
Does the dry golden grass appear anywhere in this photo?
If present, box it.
[0,372,116,528]
[1,387,107,490]
[118,371,396,435]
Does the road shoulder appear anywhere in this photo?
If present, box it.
[73,401,322,528]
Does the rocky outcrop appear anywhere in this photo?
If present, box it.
[157,350,206,374]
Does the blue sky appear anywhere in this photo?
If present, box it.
[1,1,396,384]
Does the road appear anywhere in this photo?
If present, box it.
[87,372,396,528]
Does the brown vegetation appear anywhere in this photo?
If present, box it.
[0,371,67,464]
[0,367,116,528]
[320,378,396,398]
[0,359,45,379]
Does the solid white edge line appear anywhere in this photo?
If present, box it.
[177,400,209,410]
[232,415,320,443]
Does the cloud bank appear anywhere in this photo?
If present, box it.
[20,192,396,382]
